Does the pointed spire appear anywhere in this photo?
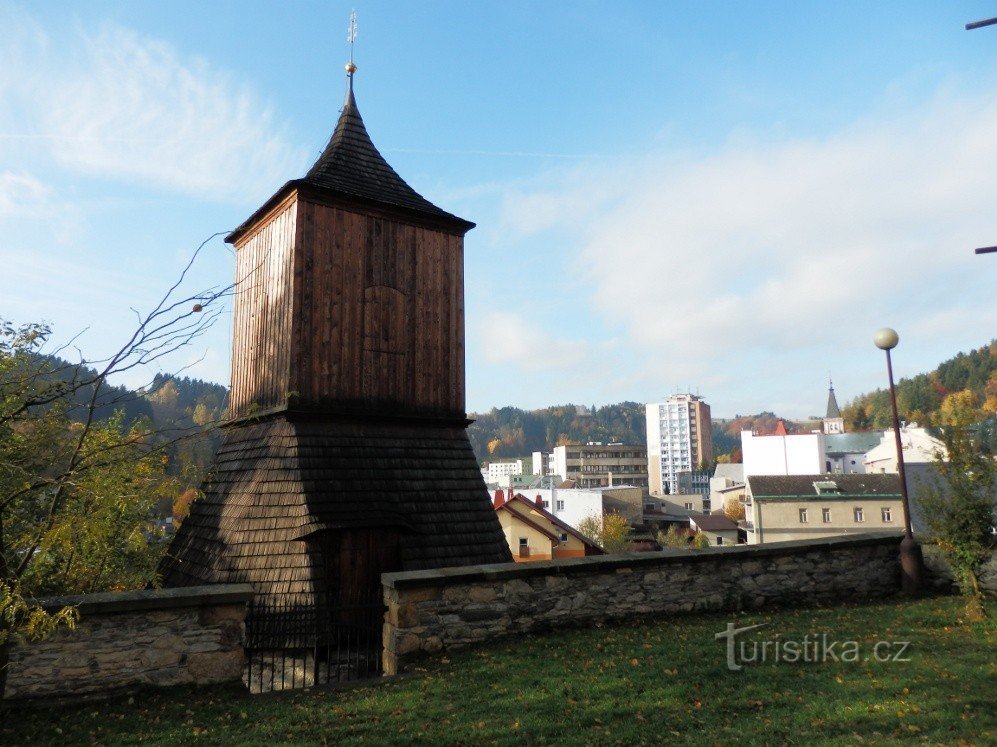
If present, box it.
[298,20,473,229]
[826,380,841,419]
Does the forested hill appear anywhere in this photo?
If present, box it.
[44,359,229,488]
[468,402,646,464]
[469,340,995,466]
[841,341,995,430]
[467,404,803,466]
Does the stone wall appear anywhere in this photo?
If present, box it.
[382,533,903,675]
[5,584,253,702]
[921,544,997,597]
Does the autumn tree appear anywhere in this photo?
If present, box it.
[577,513,634,554]
[917,423,995,619]
[0,237,230,699]
[723,499,746,523]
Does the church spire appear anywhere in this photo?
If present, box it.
[826,378,841,419]
[823,378,845,434]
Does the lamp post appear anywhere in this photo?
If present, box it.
[873,327,924,593]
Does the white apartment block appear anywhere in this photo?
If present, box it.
[487,459,524,483]
[645,394,713,496]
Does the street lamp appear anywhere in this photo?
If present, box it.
[873,327,924,593]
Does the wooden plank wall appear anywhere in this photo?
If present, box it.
[228,200,297,419]
[294,199,465,416]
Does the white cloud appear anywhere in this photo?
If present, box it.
[0,172,53,218]
[477,311,587,371]
[0,16,304,203]
[493,90,997,410]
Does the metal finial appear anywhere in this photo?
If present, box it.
[345,10,358,77]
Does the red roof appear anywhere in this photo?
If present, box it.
[502,494,603,553]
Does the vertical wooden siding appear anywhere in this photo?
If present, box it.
[228,200,297,419]
[293,199,465,416]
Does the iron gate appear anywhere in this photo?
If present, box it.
[244,585,385,694]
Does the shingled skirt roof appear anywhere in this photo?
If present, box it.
[159,416,512,611]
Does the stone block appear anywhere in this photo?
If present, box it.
[423,636,443,653]
[402,587,442,604]
[504,579,533,596]
[468,585,499,603]
[186,650,244,684]
[388,602,421,629]
[394,633,423,656]
[198,603,246,627]
[151,633,185,651]
[141,647,182,669]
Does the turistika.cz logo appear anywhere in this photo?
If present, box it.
[714,622,911,671]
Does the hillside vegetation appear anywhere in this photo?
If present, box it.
[471,341,996,465]
[842,341,995,430]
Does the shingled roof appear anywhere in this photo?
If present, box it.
[227,81,473,243]
[160,417,512,610]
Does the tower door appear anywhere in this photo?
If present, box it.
[322,528,401,637]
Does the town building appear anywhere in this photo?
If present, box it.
[689,514,740,545]
[645,394,713,496]
[494,493,604,561]
[741,422,825,478]
[487,459,525,484]
[490,485,644,534]
[743,474,903,544]
[544,443,649,489]
[824,432,881,474]
[710,463,746,515]
[864,425,946,533]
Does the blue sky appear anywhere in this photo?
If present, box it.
[2,1,996,419]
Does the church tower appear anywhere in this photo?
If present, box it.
[823,379,845,434]
[160,63,511,624]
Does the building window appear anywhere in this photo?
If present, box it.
[822,508,831,523]
[519,537,528,547]
[556,500,565,511]
[716,536,723,545]
[799,508,808,523]
[684,502,693,510]
[559,532,569,543]
[854,508,864,523]
[881,507,892,523]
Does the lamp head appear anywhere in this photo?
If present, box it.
[874,327,899,351]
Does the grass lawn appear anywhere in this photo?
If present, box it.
[2,595,994,745]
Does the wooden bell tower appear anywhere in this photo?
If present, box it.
[161,67,511,617]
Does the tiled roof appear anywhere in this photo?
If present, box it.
[748,473,902,498]
[504,494,604,552]
[690,514,739,532]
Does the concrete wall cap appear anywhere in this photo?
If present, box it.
[32,584,255,616]
[381,533,904,590]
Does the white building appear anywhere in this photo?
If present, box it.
[489,486,643,534]
[741,424,825,478]
[487,459,524,483]
[864,426,945,473]
[645,394,713,496]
